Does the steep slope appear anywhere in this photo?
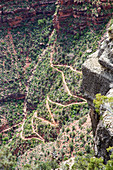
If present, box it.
[82,23,113,162]
[0,0,112,168]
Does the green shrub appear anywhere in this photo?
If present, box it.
[3,137,9,141]
[72,126,75,131]
[0,133,2,138]
[93,93,113,114]
[69,143,74,152]
[87,128,92,134]
[66,127,70,133]
[80,133,84,139]
[79,117,87,126]
[64,156,68,161]
[88,157,104,170]
[85,145,90,153]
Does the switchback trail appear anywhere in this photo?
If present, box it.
[19,30,57,141]
[31,111,44,141]
[37,117,57,127]
[2,29,87,142]
[46,97,57,126]
[9,29,61,141]
[52,64,82,75]
[47,96,86,107]
[1,122,22,133]
[32,111,57,127]
[50,47,87,103]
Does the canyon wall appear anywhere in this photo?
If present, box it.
[53,0,113,32]
[0,0,112,30]
[0,0,113,160]
[82,25,113,162]
[0,0,56,28]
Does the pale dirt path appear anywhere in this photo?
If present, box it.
[48,29,55,42]
[33,111,57,127]
[20,119,26,140]
[46,96,57,126]
[20,111,44,141]
[19,30,56,141]
[8,31,19,77]
[50,48,87,102]
[1,29,87,142]
[1,30,57,141]
[8,31,17,56]
[20,100,28,140]
[27,31,55,84]
[0,115,6,119]
[1,122,22,133]
[47,96,87,107]
[37,117,57,127]
[6,30,19,75]
[53,64,82,75]
[3,34,14,67]
[5,31,21,88]
[44,43,87,133]
[31,111,44,141]
[19,81,44,141]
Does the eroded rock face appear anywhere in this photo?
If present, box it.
[0,0,112,30]
[94,120,113,163]
[95,89,113,163]
[54,0,112,31]
[100,89,113,137]
[0,0,57,28]
[98,35,113,71]
[82,51,113,105]
[82,27,113,161]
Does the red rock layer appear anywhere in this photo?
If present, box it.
[0,0,112,30]
[0,0,56,28]
[53,0,113,31]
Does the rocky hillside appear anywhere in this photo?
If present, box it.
[82,23,113,162]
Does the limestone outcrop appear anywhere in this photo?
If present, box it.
[82,25,113,162]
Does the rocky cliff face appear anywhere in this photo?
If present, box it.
[0,0,56,28]
[54,0,113,32]
[0,0,112,30]
[82,24,113,162]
